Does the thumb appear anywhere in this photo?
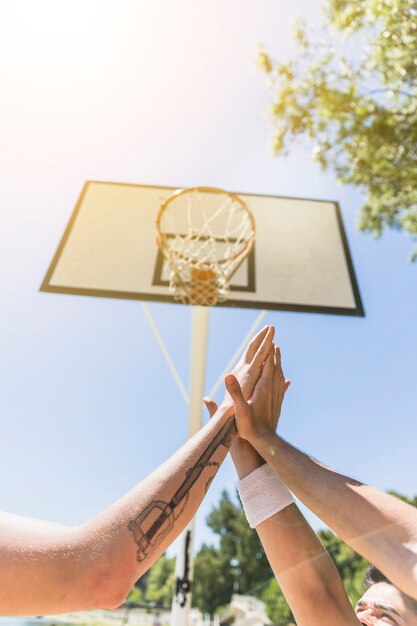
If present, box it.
[203,397,218,418]
[225,374,247,410]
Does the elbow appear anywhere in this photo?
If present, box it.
[71,526,135,611]
[88,562,133,610]
[100,588,131,611]
[72,520,158,610]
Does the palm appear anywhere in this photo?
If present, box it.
[226,345,290,442]
[220,326,275,415]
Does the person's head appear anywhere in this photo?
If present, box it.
[355,565,417,625]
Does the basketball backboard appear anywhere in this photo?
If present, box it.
[40,180,364,316]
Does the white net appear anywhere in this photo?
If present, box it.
[156,187,255,306]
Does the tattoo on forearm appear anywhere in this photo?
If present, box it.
[204,474,216,494]
[221,423,236,449]
[128,417,236,562]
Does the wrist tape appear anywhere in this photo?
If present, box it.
[237,463,295,528]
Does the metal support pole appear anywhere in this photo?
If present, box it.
[171,306,210,626]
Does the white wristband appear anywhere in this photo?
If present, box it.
[237,463,295,528]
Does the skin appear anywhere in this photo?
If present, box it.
[206,332,417,624]
[223,330,417,601]
[206,345,360,626]
[355,583,417,625]
[0,325,274,616]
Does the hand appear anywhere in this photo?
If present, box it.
[204,396,265,479]
[217,325,275,417]
[224,344,291,442]
[203,396,245,447]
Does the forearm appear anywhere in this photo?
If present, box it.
[257,505,360,626]
[231,442,358,625]
[230,437,264,479]
[83,408,236,603]
[0,324,273,616]
[0,409,235,615]
[252,433,417,599]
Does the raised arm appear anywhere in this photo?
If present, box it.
[208,347,360,626]
[226,340,417,601]
[0,326,274,616]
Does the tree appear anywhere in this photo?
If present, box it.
[251,529,368,625]
[127,585,144,604]
[145,553,175,606]
[133,489,416,622]
[192,490,273,615]
[388,490,417,507]
[206,490,273,591]
[257,0,417,259]
[257,578,293,626]
[318,529,369,604]
[193,544,233,615]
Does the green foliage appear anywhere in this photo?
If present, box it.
[191,490,273,615]
[252,530,369,624]
[145,553,175,606]
[205,490,273,591]
[318,529,369,604]
[258,0,417,259]
[127,585,144,604]
[133,489,417,622]
[257,578,293,626]
[193,545,232,615]
[387,490,417,507]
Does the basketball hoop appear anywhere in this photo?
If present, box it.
[156,187,255,306]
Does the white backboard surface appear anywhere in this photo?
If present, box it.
[41,181,364,316]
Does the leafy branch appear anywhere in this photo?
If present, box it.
[258,0,417,260]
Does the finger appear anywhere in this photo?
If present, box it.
[264,345,275,379]
[225,374,249,412]
[275,345,285,380]
[253,326,275,364]
[203,397,218,418]
[245,325,270,362]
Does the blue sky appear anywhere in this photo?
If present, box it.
[0,0,416,558]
